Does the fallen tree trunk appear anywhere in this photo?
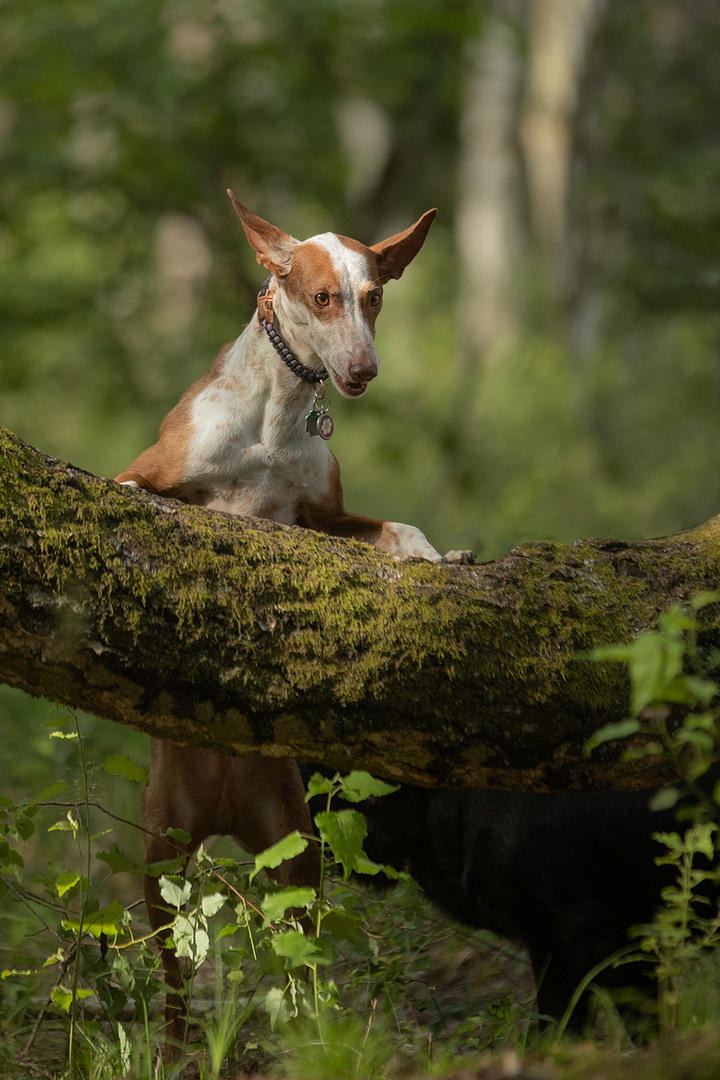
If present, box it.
[1,425,719,790]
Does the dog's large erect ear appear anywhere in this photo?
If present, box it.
[370,208,437,284]
[227,190,298,276]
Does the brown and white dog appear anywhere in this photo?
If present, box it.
[116,193,467,1059]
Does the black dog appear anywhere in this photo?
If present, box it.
[305,771,717,1038]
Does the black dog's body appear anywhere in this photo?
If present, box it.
[358,784,679,1033]
[303,770,717,1036]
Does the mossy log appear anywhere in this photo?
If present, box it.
[2,425,720,791]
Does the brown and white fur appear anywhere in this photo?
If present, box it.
[116,193,466,1059]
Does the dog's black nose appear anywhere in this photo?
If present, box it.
[348,361,377,384]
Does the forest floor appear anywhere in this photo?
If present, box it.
[5,880,720,1080]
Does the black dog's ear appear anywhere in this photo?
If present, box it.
[228,190,298,277]
[370,208,437,283]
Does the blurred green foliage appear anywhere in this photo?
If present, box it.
[1,0,719,556]
[577,3,720,314]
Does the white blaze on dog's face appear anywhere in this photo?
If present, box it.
[276,234,383,398]
[227,192,437,399]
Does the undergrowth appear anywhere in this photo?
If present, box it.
[585,592,720,1035]
[4,595,720,1077]
[0,719,531,1079]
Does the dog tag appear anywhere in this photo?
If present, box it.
[305,409,334,440]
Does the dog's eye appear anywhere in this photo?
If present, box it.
[314,292,330,307]
[369,292,382,308]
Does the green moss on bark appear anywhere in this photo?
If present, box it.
[2,425,720,789]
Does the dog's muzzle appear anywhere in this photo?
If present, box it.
[331,360,377,397]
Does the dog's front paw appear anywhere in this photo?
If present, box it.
[441,549,476,565]
[378,522,443,561]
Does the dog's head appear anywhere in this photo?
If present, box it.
[228,192,436,399]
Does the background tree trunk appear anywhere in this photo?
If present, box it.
[2,426,720,791]
[520,0,601,278]
[455,2,523,368]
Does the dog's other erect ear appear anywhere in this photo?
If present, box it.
[227,190,298,277]
[370,208,437,284]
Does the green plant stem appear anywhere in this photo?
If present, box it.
[554,945,639,1040]
[67,712,94,1076]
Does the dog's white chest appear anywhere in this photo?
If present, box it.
[186,376,331,524]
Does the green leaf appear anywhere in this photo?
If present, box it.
[164,826,192,845]
[159,876,191,909]
[90,827,113,842]
[320,908,364,946]
[0,846,23,871]
[261,886,316,922]
[102,754,148,784]
[681,676,719,707]
[628,632,682,714]
[588,644,631,664]
[51,986,93,1012]
[15,816,35,841]
[584,718,640,755]
[38,780,67,800]
[315,809,367,880]
[117,1023,131,1074]
[200,891,226,918]
[51,987,74,1012]
[691,823,718,860]
[194,842,212,865]
[691,591,720,612]
[96,844,144,874]
[112,954,136,994]
[623,741,663,761]
[43,948,67,968]
[306,772,338,798]
[660,605,698,634]
[173,915,210,967]
[354,855,397,879]
[144,856,186,878]
[250,832,308,882]
[270,929,333,968]
[48,810,79,835]
[677,729,715,754]
[55,871,80,897]
[264,986,290,1029]
[62,900,126,938]
[338,771,399,803]
[648,787,680,812]
[218,924,240,940]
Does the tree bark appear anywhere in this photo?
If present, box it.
[520,0,601,272]
[455,2,523,367]
[1,425,719,791]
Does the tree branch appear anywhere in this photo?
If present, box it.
[2,426,719,790]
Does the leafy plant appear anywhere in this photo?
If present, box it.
[585,591,720,781]
[0,710,158,1078]
[639,822,720,1031]
[585,594,720,1032]
[1,708,534,1078]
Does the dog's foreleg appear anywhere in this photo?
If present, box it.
[376,522,474,564]
[142,807,194,1062]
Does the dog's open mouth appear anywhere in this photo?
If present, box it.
[331,370,368,398]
